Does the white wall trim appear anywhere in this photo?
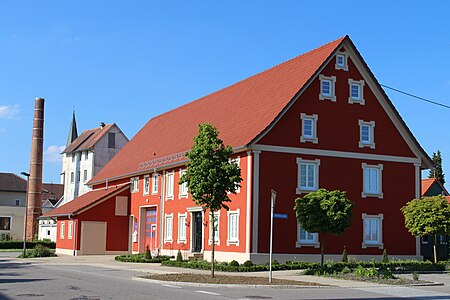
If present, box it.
[252,150,260,253]
[246,151,252,254]
[252,144,420,164]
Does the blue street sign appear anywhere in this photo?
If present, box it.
[273,213,288,219]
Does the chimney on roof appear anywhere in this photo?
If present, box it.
[100,122,105,129]
[26,97,44,241]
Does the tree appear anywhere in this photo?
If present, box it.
[179,123,242,277]
[401,195,450,263]
[294,189,353,267]
[428,150,445,186]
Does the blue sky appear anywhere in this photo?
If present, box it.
[1,1,449,188]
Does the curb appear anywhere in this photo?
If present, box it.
[132,276,328,289]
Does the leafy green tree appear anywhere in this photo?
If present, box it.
[401,195,450,263]
[294,189,353,267]
[179,123,242,277]
[428,150,445,186]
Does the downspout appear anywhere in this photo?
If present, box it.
[68,214,77,256]
[105,178,109,190]
[159,170,166,255]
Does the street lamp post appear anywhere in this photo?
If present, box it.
[21,172,30,257]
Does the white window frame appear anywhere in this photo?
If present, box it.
[0,216,12,230]
[296,223,319,248]
[152,173,158,195]
[296,158,320,194]
[348,79,365,105]
[227,209,240,246]
[60,222,65,239]
[178,169,188,198]
[164,213,173,242]
[68,221,73,239]
[358,120,375,149]
[70,172,74,184]
[177,213,187,243]
[84,151,89,160]
[300,113,318,144]
[83,170,88,182]
[143,175,150,196]
[229,157,241,193]
[362,213,384,249]
[319,75,336,102]
[362,163,383,198]
[130,177,139,193]
[208,211,220,245]
[335,53,348,71]
[166,172,174,200]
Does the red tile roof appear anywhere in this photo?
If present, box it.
[90,37,347,184]
[43,184,130,217]
[0,172,27,191]
[63,123,115,153]
[421,178,436,196]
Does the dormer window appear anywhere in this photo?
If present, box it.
[319,75,336,102]
[335,53,348,71]
[348,79,365,105]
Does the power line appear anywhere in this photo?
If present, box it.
[381,84,450,109]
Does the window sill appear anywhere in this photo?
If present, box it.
[319,95,336,102]
[227,240,239,246]
[177,240,186,244]
[349,98,365,105]
[165,196,174,200]
[296,188,317,195]
[296,241,320,248]
[208,240,220,246]
[362,242,383,249]
[361,192,383,199]
[178,194,188,199]
[359,142,375,149]
[300,137,318,144]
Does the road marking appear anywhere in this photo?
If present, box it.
[355,286,448,298]
[162,284,182,289]
[196,290,221,296]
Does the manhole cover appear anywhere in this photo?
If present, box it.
[245,297,272,299]
[17,294,45,297]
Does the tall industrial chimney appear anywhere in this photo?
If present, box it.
[26,97,45,240]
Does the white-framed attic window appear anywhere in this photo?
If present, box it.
[335,53,348,71]
[300,113,318,144]
[348,79,365,105]
[319,75,336,102]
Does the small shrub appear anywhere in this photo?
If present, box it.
[412,271,419,281]
[341,266,351,274]
[145,245,152,259]
[382,248,389,263]
[272,259,280,265]
[341,246,348,263]
[1,233,11,241]
[176,250,183,262]
[229,260,240,267]
[243,260,253,267]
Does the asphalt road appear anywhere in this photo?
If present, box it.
[1,257,450,300]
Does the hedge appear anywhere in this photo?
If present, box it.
[115,254,172,263]
[0,240,56,250]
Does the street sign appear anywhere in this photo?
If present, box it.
[273,213,288,219]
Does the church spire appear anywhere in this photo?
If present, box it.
[66,111,78,146]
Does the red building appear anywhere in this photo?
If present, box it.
[45,36,432,262]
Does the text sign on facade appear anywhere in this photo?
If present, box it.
[273,213,288,219]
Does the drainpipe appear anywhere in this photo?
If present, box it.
[68,214,76,256]
[105,179,109,190]
[159,170,166,255]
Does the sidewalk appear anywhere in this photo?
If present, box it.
[17,254,387,288]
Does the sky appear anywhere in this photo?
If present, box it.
[0,1,449,189]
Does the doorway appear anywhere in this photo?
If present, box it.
[145,208,157,252]
[192,212,203,253]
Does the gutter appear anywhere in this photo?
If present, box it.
[68,214,77,256]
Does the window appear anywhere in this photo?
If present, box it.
[14,199,20,206]
[296,158,320,194]
[70,172,74,184]
[229,157,241,193]
[296,223,319,247]
[319,75,336,101]
[348,79,365,105]
[178,213,187,242]
[68,221,73,239]
[84,151,89,160]
[227,210,239,245]
[164,214,173,242]
[60,222,65,239]
[83,170,88,182]
[71,154,75,163]
[179,170,188,198]
[143,175,150,195]
[362,163,383,198]
[300,113,318,144]
[77,171,80,182]
[335,53,348,71]
[0,216,11,230]
[166,172,174,199]
[130,177,139,193]
[362,213,383,248]
[108,132,116,148]
[152,173,158,194]
[422,235,429,244]
[358,120,375,148]
[209,212,220,245]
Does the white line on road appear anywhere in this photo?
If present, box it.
[196,290,221,296]
[162,284,182,289]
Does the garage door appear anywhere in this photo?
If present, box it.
[80,221,106,255]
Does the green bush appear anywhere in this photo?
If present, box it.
[0,240,55,249]
[230,260,240,267]
[243,260,253,267]
[19,245,56,258]
[382,249,389,263]
[341,246,348,263]
[115,254,172,263]
[176,250,183,262]
[1,233,11,241]
[145,245,152,259]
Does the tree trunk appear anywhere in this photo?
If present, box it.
[211,211,215,278]
[434,234,438,264]
[320,232,325,268]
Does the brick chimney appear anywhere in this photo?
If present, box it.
[26,97,45,240]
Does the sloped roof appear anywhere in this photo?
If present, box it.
[43,184,130,217]
[90,35,432,185]
[0,173,27,192]
[421,178,449,196]
[63,123,115,153]
[42,183,64,202]
[91,37,346,184]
